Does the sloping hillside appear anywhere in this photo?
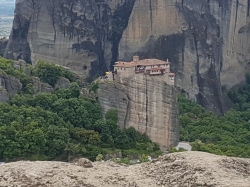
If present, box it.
[0,151,250,187]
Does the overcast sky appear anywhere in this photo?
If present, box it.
[0,0,15,16]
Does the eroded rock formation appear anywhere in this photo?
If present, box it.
[5,0,250,114]
[0,60,72,102]
[119,0,243,115]
[4,0,135,78]
[0,71,22,102]
[98,76,179,150]
[0,39,8,56]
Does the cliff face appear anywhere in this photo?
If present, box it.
[98,76,179,150]
[119,0,248,114]
[4,0,135,78]
[0,39,8,56]
[5,0,250,114]
[0,71,22,102]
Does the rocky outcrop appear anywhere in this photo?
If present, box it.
[0,151,250,187]
[77,158,93,168]
[6,0,250,114]
[13,59,31,75]
[4,0,135,78]
[32,76,54,93]
[0,71,22,102]
[0,69,72,102]
[118,0,241,115]
[0,89,9,102]
[54,76,71,89]
[0,39,8,56]
[98,76,179,150]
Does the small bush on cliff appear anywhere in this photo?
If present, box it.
[105,109,118,122]
[88,81,99,93]
[34,60,63,87]
[0,57,32,90]
[33,60,75,87]
[95,154,103,161]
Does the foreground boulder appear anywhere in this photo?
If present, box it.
[77,158,93,168]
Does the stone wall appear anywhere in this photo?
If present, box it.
[98,75,179,150]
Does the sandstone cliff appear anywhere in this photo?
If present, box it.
[119,0,243,115]
[98,76,179,150]
[4,0,135,78]
[1,151,250,187]
[5,0,250,114]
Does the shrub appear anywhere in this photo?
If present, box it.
[95,153,103,161]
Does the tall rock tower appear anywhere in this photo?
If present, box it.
[98,75,179,150]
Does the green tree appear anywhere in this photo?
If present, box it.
[95,153,103,161]
[34,60,63,87]
[105,109,118,122]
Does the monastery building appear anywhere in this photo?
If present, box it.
[110,56,175,85]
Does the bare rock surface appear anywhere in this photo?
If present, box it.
[6,0,250,114]
[0,71,22,102]
[0,152,250,187]
[98,76,179,150]
[77,158,93,168]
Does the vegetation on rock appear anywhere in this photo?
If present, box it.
[0,57,32,89]
[179,77,250,158]
[33,60,76,87]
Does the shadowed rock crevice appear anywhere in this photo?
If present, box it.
[118,0,237,115]
[176,1,226,114]
[110,0,136,70]
[5,0,135,82]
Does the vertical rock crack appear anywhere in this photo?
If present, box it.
[149,0,153,34]
[145,77,148,133]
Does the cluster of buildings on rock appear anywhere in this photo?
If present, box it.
[102,56,175,86]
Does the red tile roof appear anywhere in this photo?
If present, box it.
[114,58,170,67]
[137,59,170,66]
[114,61,135,67]
[169,73,175,76]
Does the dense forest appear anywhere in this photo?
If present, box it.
[179,82,250,157]
[0,57,160,162]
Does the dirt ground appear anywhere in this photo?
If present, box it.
[0,151,250,187]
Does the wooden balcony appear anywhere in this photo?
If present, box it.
[135,69,145,73]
